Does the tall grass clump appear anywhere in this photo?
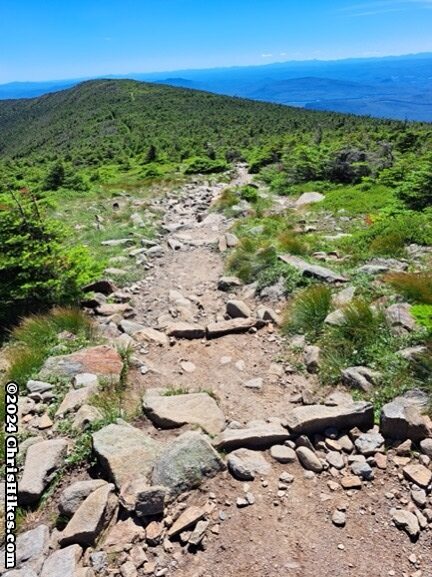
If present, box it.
[5,307,96,388]
[226,237,277,283]
[282,285,332,339]
[384,272,432,305]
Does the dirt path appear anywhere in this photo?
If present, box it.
[109,166,432,577]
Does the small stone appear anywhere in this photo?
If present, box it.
[332,510,346,527]
[403,464,432,489]
[227,448,272,480]
[354,432,384,456]
[167,506,207,537]
[270,445,296,464]
[146,521,164,546]
[340,476,362,490]
[326,451,344,470]
[391,509,420,540]
[296,447,323,473]
[244,377,263,390]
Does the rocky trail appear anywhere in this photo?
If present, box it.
[5,166,432,577]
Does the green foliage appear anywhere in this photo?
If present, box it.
[411,305,432,333]
[0,192,102,325]
[396,156,432,210]
[227,237,277,283]
[239,185,259,203]
[256,261,302,294]
[183,156,228,174]
[282,285,332,339]
[384,272,432,304]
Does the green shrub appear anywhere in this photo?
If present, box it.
[256,261,302,294]
[282,285,332,339]
[396,157,432,211]
[0,192,102,326]
[239,185,259,203]
[226,238,277,283]
[183,156,228,174]
[384,272,432,304]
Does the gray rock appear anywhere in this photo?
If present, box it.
[59,480,108,517]
[244,377,263,390]
[296,447,323,473]
[398,346,428,362]
[217,276,243,291]
[385,303,417,335]
[279,254,347,283]
[354,432,384,456]
[214,421,290,452]
[15,524,49,570]
[206,317,261,339]
[304,346,321,373]
[326,451,344,470]
[119,319,146,335]
[285,402,374,436]
[256,306,281,325]
[270,445,296,464]
[225,233,239,248]
[59,484,117,547]
[332,510,346,527]
[133,327,169,347]
[152,431,225,497]
[403,464,432,489]
[72,373,99,389]
[119,479,166,517]
[380,390,431,441]
[55,385,98,418]
[226,300,252,319]
[73,404,103,431]
[19,439,68,505]
[342,366,381,392]
[143,390,225,436]
[165,322,206,340]
[391,509,420,540]
[296,192,325,207]
[26,380,53,394]
[351,460,374,480]
[40,544,83,577]
[227,448,272,480]
[4,569,38,577]
[92,424,161,490]
[324,309,346,327]
[420,438,432,457]
[332,286,356,308]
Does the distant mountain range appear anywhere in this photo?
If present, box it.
[1,53,432,121]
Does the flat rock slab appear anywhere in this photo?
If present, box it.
[133,327,169,347]
[40,544,82,577]
[39,345,123,383]
[59,484,117,547]
[143,390,225,435]
[403,464,432,489]
[228,448,272,480]
[19,439,68,505]
[285,402,374,436]
[206,317,261,339]
[93,424,161,490]
[166,322,206,340]
[214,423,290,452]
[55,385,98,418]
[152,431,225,497]
[167,505,207,538]
[279,254,347,283]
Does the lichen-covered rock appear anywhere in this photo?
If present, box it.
[152,431,225,497]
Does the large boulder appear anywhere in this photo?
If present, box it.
[92,424,161,490]
[15,525,50,571]
[213,421,290,452]
[279,254,347,283]
[296,192,325,207]
[59,484,117,547]
[380,390,432,441]
[152,431,225,497]
[285,402,374,436]
[142,389,225,435]
[39,346,123,383]
[19,439,68,505]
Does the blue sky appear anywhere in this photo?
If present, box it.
[1,0,432,83]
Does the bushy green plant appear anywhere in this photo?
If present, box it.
[226,238,277,283]
[256,261,302,294]
[183,156,228,174]
[396,157,432,210]
[411,305,432,334]
[0,192,102,326]
[282,285,332,339]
